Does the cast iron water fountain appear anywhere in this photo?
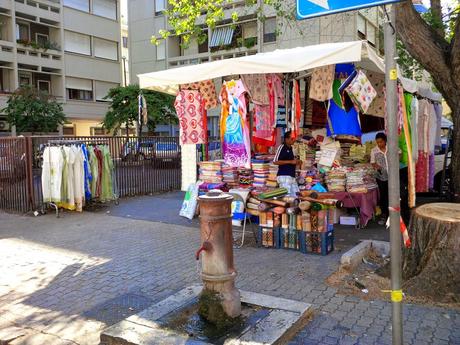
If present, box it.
[101,191,312,345]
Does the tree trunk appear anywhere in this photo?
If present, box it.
[451,107,460,201]
[402,203,460,303]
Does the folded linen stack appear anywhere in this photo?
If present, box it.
[266,164,279,188]
[238,168,253,188]
[198,161,223,183]
[346,165,377,193]
[222,164,239,188]
[251,159,270,189]
[326,168,347,192]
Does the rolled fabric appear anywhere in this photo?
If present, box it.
[281,213,289,228]
[249,197,261,205]
[299,201,311,211]
[286,207,300,215]
[273,206,286,215]
[258,202,271,211]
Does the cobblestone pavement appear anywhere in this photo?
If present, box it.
[0,208,459,345]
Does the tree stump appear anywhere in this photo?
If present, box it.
[402,203,460,303]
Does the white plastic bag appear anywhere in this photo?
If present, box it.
[179,182,200,220]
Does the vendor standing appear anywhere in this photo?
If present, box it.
[274,131,301,196]
[371,133,389,224]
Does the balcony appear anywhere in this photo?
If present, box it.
[168,47,257,68]
[16,42,62,70]
[17,70,64,98]
[15,0,61,26]
[0,0,11,10]
[0,41,14,62]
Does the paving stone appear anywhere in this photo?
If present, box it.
[1,206,460,345]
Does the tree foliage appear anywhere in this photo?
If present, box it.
[3,85,66,133]
[102,84,176,134]
[151,0,295,47]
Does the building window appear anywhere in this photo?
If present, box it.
[93,0,117,20]
[19,72,32,87]
[95,80,118,101]
[94,37,118,60]
[66,77,93,101]
[367,23,376,47]
[63,125,75,135]
[156,40,166,60]
[91,127,107,135]
[36,33,49,47]
[357,15,366,39]
[263,17,276,43]
[122,36,128,48]
[64,31,91,55]
[16,22,30,41]
[37,80,50,94]
[155,0,166,16]
[63,0,89,12]
[198,34,208,54]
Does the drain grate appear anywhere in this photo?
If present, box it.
[83,293,153,326]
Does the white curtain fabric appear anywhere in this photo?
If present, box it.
[66,77,93,91]
[93,0,117,20]
[95,81,118,101]
[63,0,89,12]
[94,38,118,61]
[64,31,91,55]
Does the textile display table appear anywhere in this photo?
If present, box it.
[332,188,379,227]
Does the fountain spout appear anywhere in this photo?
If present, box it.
[197,192,241,321]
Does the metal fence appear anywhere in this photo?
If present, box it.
[0,135,181,213]
[0,137,33,212]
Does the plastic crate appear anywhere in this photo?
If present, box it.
[279,228,301,251]
[257,227,280,249]
[299,229,334,256]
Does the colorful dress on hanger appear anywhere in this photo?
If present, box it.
[290,80,301,139]
[253,75,276,147]
[220,80,251,168]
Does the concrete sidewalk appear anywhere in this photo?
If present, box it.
[0,200,458,345]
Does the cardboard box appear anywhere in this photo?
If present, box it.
[340,216,358,226]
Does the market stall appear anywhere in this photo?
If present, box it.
[139,40,442,252]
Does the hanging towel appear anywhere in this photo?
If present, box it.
[241,74,270,105]
[180,79,218,110]
[175,90,207,145]
[309,64,335,102]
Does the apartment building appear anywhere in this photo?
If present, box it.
[0,0,121,136]
[128,0,384,137]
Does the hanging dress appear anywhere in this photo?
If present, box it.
[220,80,251,168]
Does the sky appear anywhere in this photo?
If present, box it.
[422,0,458,12]
[120,0,127,20]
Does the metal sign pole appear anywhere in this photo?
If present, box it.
[384,5,403,345]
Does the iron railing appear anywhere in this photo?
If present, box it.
[0,137,33,213]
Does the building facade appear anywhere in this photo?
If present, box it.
[0,0,121,136]
[128,0,384,137]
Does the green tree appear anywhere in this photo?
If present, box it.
[102,84,175,136]
[3,85,66,133]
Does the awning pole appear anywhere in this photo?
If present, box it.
[384,5,403,345]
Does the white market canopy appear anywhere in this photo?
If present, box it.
[139,41,384,95]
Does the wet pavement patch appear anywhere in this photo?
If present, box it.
[83,293,153,326]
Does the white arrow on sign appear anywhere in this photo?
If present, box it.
[308,0,330,9]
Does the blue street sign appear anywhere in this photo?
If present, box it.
[297,0,403,20]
